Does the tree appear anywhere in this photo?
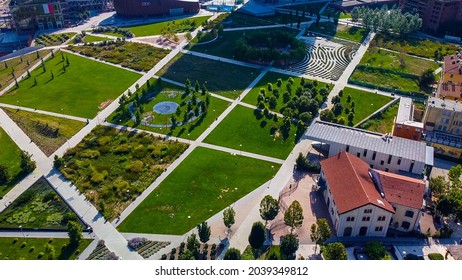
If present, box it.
[224,248,241,260]
[20,151,36,174]
[223,206,235,234]
[322,242,347,260]
[284,200,304,233]
[436,189,462,220]
[194,80,200,92]
[420,69,436,87]
[310,218,331,254]
[44,243,56,260]
[197,221,211,244]
[448,165,462,187]
[67,221,83,246]
[179,250,195,260]
[365,241,390,260]
[429,176,448,197]
[186,233,200,258]
[248,221,266,250]
[0,164,10,184]
[259,195,279,226]
[320,109,335,122]
[348,112,355,123]
[280,233,299,259]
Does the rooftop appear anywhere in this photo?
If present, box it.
[395,97,424,128]
[321,152,395,214]
[427,96,462,111]
[443,52,462,76]
[306,120,432,164]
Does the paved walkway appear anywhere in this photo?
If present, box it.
[0,230,93,239]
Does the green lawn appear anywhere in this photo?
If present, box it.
[0,177,83,230]
[372,34,461,59]
[190,27,300,59]
[67,41,170,72]
[4,108,85,156]
[338,87,393,125]
[242,71,330,112]
[156,53,261,99]
[101,32,124,38]
[204,105,298,159]
[359,47,440,75]
[118,147,280,234]
[349,68,423,94]
[128,16,211,37]
[359,102,399,133]
[83,35,108,43]
[108,78,231,140]
[0,127,24,198]
[0,51,141,118]
[0,237,91,260]
[307,21,367,43]
[59,126,188,220]
[0,50,47,89]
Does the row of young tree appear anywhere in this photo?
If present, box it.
[351,6,422,36]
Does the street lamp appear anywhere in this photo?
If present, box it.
[239,144,242,155]
[19,225,25,241]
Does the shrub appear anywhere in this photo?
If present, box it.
[169,254,175,260]
[428,253,444,260]
[29,246,35,252]
[128,237,147,250]
[161,254,167,260]
[21,242,27,248]
[13,238,18,244]
[224,248,241,260]
[130,160,144,173]
[38,252,44,258]
[365,242,389,260]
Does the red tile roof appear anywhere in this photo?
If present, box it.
[320,152,395,215]
[375,170,425,209]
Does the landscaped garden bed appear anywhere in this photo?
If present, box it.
[55,125,188,220]
[162,242,223,260]
[128,16,211,37]
[3,108,86,156]
[359,102,399,133]
[128,237,170,259]
[86,240,118,260]
[0,177,82,230]
[306,21,367,43]
[0,50,47,89]
[34,33,76,46]
[67,41,170,72]
[156,53,260,99]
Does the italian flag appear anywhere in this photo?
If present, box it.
[42,3,55,14]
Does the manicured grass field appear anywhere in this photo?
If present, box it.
[83,35,108,43]
[117,147,280,234]
[359,47,440,75]
[0,127,24,198]
[108,78,231,140]
[35,33,76,46]
[0,51,141,118]
[190,27,299,59]
[156,53,261,99]
[101,32,124,38]
[359,102,399,133]
[307,21,366,43]
[242,71,330,112]
[3,108,85,156]
[349,68,423,93]
[0,237,91,260]
[59,126,187,220]
[0,177,83,230]
[339,87,393,125]
[128,16,211,37]
[204,105,298,159]
[67,41,170,72]
[371,34,461,59]
[0,50,47,89]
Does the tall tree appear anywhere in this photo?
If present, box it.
[224,248,241,260]
[67,221,83,246]
[429,176,448,197]
[20,151,36,174]
[0,164,10,185]
[223,206,235,235]
[197,221,211,244]
[323,242,348,260]
[186,233,200,258]
[260,195,279,226]
[248,221,266,250]
[284,200,304,233]
[280,233,299,259]
[310,218,331,254]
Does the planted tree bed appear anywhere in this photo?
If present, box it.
[3,108,85,156]
[0,177,83,230]
[86,240,118,260]
[128,237,170,259]
[0,50,47,89]
[35,33,76,46]
[56,126,188,220]
[67,41,170,72]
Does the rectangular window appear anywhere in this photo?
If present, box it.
[372,151,377,160]
[380,160,384,165]
[346,217,355,222]
[397,157,402,165]
[357,152,361,158]
[377,216,386,221]
[346,145,350,152]
[362,216,371,222]
[385,168,389,172]
[375,226,383,232]
[364,209,372,214]
[387,155,392,164]
[363,149,367,157]
[405,210,414,218]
